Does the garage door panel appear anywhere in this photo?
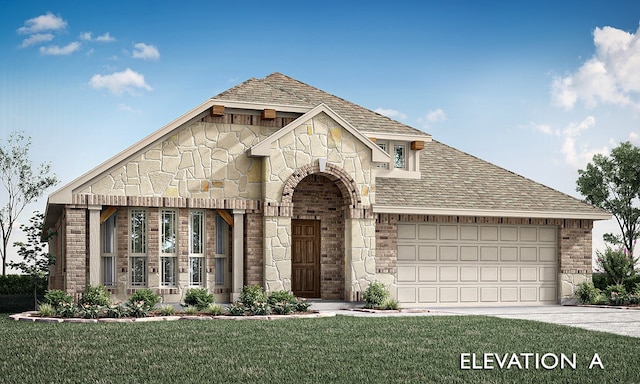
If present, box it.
[500,247,518,261]
[460,287,478,302]
[439,287,458,302]
[418,266,437,282]
[480,247,498,261]
[440,246,458,261]
[418,224,437,240]
[398,245,416,261]
[501,287,519,302]
[397,266,416,282]
[460,266,478,282]
[481,287,499,302]
[520,267,537,282]
[520,247,537,262]
[500,267,518,282]
[419,245,437,261]
[419,287,437,303]
[460,246,478,261]
[480,267,498,282]
[397,223,558,306]
[440,266,458,281]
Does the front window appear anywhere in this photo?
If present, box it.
[189,211,204,286]
[215,213,228,286]
[101,212,117,286]
[376,143,388,169]
[130,209,147,286]
[394,144,406,169]
[161,210,177,286]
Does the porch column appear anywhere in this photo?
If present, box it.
[231,209,245,301]
[88,205,102,286]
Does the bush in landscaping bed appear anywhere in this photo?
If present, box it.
[79,285,111,306]
[44,289,73,308]
[183,288,216,310]
[575,282,603,304]
[363,281,390,309]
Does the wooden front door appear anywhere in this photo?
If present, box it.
[291,219,320,298]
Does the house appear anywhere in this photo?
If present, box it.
[44,72,610,306]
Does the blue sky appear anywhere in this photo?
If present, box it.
[2,1,640,268]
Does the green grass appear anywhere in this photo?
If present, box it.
[0,315,638,383]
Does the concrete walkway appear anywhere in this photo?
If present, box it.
[312,302,640,338]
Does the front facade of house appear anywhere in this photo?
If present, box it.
[44,73,609,306]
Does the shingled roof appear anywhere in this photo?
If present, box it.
[213,72,430,137]
[376,140,610,219]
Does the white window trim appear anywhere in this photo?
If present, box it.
[129,209,148,287]
[189,210,205,287]
[160,209,178,287]
[100,212,117,286]
[215,213,229,287]
[375,140,421,179]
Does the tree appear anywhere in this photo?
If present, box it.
[9,211,56,309]
[0,131,59,275]
[576,141,640,255]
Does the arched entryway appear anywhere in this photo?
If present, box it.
[291,174,346,299]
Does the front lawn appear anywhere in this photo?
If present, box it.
[0,315,637,383]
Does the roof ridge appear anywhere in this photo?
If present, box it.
[261,73,429,137]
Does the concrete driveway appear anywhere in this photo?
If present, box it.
[437,306,640,338]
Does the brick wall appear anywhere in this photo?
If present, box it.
[64,206,87,295]
[292,174,345,300]
[558,220,593,273]
[375,214,397,275]
[244,211,263,286]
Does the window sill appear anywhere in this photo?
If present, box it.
[375,169,421,179]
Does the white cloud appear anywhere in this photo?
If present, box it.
[559,116,608,169]
[524,121,555,135]
[426,108,446,122]
[417,108,447,129]
[17,12,67,34]
[629,132,640,145]
[132,43,160,60]
[81,32,115,42]
[551,25,640,109]
[20,33,54,48]
[89,68,152,95]
[118,103,141,113]
[39,42,81,56]
[374,108,407,120]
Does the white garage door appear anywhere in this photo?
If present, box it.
[396,223,557,306]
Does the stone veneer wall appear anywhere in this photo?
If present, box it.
[80,120,273,200]
[374,214,594,304]
[291,174,345,300]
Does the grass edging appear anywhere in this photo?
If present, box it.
[9,310,336,323]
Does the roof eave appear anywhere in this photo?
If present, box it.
[372,205,612,221]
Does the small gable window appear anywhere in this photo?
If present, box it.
[394,144,406,169]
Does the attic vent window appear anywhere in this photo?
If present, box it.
[211,105,225,116]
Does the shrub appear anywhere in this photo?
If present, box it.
[236,285,271,315]
[268,290,298,315]
[183,305,198,315]
[596,247,637,288]
[202,303,223,316]
[605,284,628,305]
[295,299,312,313]
[227,303,247,316]
[381,298,399,310]
[363,281,390,309]
[575,282,602,304]
[125,301,150,318]
[79,285,111,306]
[129,289,161,310]
[157,304,176,316]
[37,303,55,317]
[79,304,102,319]
[183,288,216,310]
[592,272,609,290]
[0,274,47,295]
[105,303,127,318]
[57,302,78,318]
[44,289,73,308]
